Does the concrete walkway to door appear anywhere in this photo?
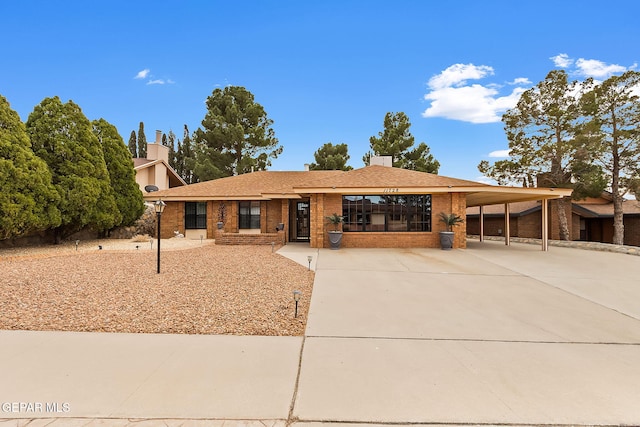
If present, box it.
[292,240,640,425]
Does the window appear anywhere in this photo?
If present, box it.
[239,201,261,229]
[342,195,431,232]
[185,202,207,229]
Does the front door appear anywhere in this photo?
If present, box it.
[296,201,310,241]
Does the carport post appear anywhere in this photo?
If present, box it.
[541,199,549,251]
[479,205,484,242]
[504,203,510,246]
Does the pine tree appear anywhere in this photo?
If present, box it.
[162,133,168,146]
[128,130,137,157]
[167,130,177,169]
[26,97,120,243]
[0,95,60,240]
[92,118,145,228]
[194,86,282,177]
[309,142,353,170]
[364,112,439,173]
[581,71,640,244]
[137,121,147,158]
[479,70,605,240]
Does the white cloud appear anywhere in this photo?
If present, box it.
[134,69,150,79]
[509,77,531,85]
[422,64,529,124]
[147,79,165,85]
[551,54,631,79]
[428,63,494,90]
[550,53,573,68]
[488,149,510,158]
[575,58,627,78]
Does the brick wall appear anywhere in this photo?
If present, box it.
[311,192,466,249]
[158,201,184,239]
[215,231,285,245]
[265,200,284,233]
[624,216,640,246]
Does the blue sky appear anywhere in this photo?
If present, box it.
[2,1,639,181]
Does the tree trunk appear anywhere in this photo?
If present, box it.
[612,193,625,245]
[556,197,571,240]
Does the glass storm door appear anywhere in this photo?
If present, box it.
[296,201,310,241]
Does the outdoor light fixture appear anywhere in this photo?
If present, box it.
[150,238,154,250]
[293,290,301,318]
[154,199,166,274]
[75,240,79,251]
[307,255,313,271]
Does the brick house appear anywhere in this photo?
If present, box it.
[145,164,571,249]
[466,193,640,246]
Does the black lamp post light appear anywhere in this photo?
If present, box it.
[154,199,166,274]
[293,290,301,318]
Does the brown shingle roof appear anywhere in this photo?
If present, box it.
[295,165,487,189]
[150,170,344,199]
[575,200,640,216]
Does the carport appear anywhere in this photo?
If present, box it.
[465,186,573,250]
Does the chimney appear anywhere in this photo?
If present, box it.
[155,130,162,144]
[304,163,310,171]
[370,155,393,167]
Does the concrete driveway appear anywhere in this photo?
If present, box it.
[294,240,640,425]
[2,240,640,426]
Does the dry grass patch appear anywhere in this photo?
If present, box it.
[0,244,313,336]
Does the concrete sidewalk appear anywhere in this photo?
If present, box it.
[2,240,640,426]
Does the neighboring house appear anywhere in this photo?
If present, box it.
[466,193,640,246]
[144,160,571,249]
[134,130,186,193]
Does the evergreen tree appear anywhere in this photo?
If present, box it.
[128,130,137,157]
[137,121,147,158]
[92,118,145,228]
[162,133,168,146]
[581,71,640,244]
[0,95,60,240]
[26,97,120,243]
[364,112,439,173]
[181,125,197,183]
[309,142,353,170]
[194,86,282,177]
[478,70,605,240]
[167,130,177,169]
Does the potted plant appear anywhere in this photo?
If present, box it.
[438,212,464,250]
[326,213,344,250]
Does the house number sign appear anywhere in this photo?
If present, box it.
[383,188,399,193]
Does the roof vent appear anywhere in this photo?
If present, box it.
[370,155,393,167]
[304,163,310,171]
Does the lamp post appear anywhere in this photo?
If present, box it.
[154,199,166,274]
[293,290,301,318]
[307,255,312,271]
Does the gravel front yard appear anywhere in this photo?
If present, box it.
[0,240,314,336]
